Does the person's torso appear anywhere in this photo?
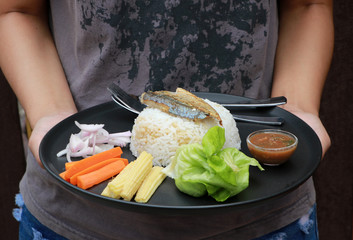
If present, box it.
[20,2,317,240]
[49,0,278,110]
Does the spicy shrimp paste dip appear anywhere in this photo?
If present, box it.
[246,129,298,166]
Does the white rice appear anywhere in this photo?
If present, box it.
[205,99,241,150]
[129,99,241,166]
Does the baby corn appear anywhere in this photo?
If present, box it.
[101,185,111,197]
[101,161,136,198]
[120,151,153,201]
[135,166,166,203]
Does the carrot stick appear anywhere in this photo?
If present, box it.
[65,155,125,172]
[65,161,77,170]
[118,158,129,166]
[70,158,127,185]
[59,171,67,180]
[64,147,123,181]
[76,160,126,190]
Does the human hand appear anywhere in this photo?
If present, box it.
[28,112,76,167]
[281,104,331,158]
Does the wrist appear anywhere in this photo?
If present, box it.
[280,102,319,117]
[28,110,77,134]
[28,108,77,129]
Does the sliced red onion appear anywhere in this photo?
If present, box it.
[109,131,132,137]
[57,121,131,161]
[68,134,87,153]
[75,121,104,132]
[56,149,68,157]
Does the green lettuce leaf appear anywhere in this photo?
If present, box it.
[163,126,264,202]
[202,125,225,157]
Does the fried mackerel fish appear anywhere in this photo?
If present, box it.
[140,88,222,125]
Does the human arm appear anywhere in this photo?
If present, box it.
[272,0,334,156]
[0,0,77,166]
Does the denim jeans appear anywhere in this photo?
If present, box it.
[13,194,68,240]
[13,194,318,240]
[253,204,319,240]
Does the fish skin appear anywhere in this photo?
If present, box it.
[141,92,208,119]
[140,88,222,124]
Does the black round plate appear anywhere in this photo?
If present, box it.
[39,93,322,215]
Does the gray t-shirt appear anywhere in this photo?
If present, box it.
[20,1,316,239]
[49,0,278,110]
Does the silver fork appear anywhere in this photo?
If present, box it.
[107,83,284,126]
